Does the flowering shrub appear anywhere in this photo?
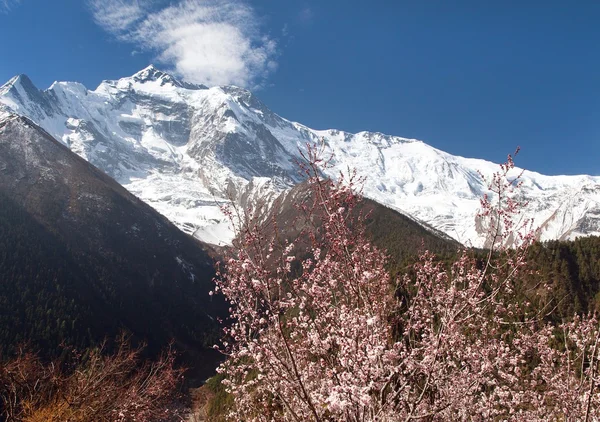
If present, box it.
[214,145,600,421]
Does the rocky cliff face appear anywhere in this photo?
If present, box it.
[2,66,599,247]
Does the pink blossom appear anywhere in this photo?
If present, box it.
[212,145,600,421]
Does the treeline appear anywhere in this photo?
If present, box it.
[361,197,600,318]
[523,236,600,317]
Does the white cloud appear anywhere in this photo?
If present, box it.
[0,0,21,13]
[88,0,277,88]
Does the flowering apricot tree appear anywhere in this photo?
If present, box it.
[214,144,600,421]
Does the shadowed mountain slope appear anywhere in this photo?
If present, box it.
[0,114,223,373]
[254,182,460,277]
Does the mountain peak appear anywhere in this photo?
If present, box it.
[132,64,170,82]
[0,74,38,96]
[2,68,600,248]
[131,65,207,90]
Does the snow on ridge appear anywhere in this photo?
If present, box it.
[1,67,599,247]
[0,108,15,122]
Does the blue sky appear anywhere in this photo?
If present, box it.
[0,0,598,175]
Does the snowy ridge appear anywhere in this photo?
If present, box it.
[1,65,599,247]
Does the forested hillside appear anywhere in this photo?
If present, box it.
[523,236,600,316]
[0,116,224,373]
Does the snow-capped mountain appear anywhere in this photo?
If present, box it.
[1,65,599,247]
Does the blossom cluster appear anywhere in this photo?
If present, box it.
[214,145,600,421]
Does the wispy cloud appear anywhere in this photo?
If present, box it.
[298,6,314,24]
[89,0,145,34]
[0,0,21,13]
[88,0,278,88]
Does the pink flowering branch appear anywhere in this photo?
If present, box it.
[213,144,600,421]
